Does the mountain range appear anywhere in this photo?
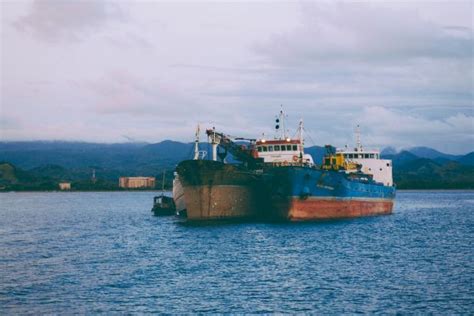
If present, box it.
[0,141,473,190]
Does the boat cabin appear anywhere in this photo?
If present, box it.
[256,139,314,165]
[336,148,393,186]
[340,152,380,159]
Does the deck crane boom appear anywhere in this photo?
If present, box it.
[206,128,263,167]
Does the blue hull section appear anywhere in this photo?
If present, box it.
[267,166,396,200]
[264,166,396,220]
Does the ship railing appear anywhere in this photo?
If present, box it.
[269,161,313,167]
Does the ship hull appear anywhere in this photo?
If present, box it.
[272,196,393,221]
[182,185,258,220]
[265,166,396,221]
[176,160,264,221]
[172,175,186,215]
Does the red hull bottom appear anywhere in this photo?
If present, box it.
[274,197,394,221]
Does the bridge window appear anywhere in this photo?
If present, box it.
[257,146,262,152]
[268,145,273,152]
[292,145,297,151]
[286,145,292,151]
[281,146,286,151]
[364,154,369,159]
[274,145,280,151]
[369,154,374,158]
[263,146,268,152]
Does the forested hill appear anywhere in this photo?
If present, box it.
[0,141,473,190]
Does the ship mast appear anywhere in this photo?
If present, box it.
[298,119,304,145]
[161,170,165,194]
[275,105,288,140]
[208,127,221,161]
[298,119,305,160]
[193,124,200,160]
[355,124,362,152]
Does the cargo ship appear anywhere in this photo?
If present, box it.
[257,115,395,220]
[176,109,395,221]
[263,161,395,220]
[175,126,266,221]
[176,159,265,220]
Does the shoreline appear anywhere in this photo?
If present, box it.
[0,189,170,193]
[1,189,473,193]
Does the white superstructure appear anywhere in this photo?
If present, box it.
[337,126,393,186]
[255,110,314,165]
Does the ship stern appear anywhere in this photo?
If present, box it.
[176,160,265,221]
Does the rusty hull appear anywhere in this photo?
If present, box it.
[272,196,394,221]
[176,160,265,221]
[184,185,260,220]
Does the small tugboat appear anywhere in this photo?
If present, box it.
[152,171,176,216]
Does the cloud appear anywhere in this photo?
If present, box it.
[245,2,473,108]
[256,2,472,63]
[360,106,474,152]
[76,69,198,116]
[1,1,473,154]
[0,115,22,132]
[13,0,124,42]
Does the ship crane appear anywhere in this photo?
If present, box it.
[206,128,263,167]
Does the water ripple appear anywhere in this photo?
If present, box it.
[0,191,473,314]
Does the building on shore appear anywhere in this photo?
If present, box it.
[119,177,156,189]
[59,182,71,190]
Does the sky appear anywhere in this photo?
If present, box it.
[1,0,473,154]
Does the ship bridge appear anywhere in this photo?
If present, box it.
[337,149,380,160]
[336,147,393,186]
[256,139,313,165]
[255,108,314,165]
[328,125,394,187]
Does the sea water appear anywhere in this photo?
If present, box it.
[0,191,473,313]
